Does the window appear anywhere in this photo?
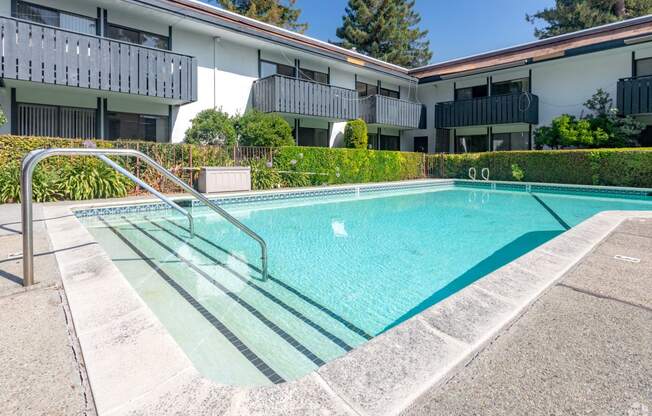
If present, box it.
[297,127,329,147]
[106,24,169,50]
[367,133,378,149]
[299,68,328,84]
[17,103,96,139]
[455,134,488,153]
[379,135,400,151]
[435,129,451,153]
[492,132,529,151]
[368,133,400,150]
[380,87,399,99]
[635,58,652,77]
[491,78,529,96]
[106,112,169,142]
[356,81,378,97]
[260,60,295,78]
[455,85,488,101]
[15,1,96,35]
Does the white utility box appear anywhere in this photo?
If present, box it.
[198,166,251,193]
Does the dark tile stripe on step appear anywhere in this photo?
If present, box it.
[121,217,326,368]
[99,217,285,384]
[164,219,374,341]
[147,218,354,352]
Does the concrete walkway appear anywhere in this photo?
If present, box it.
[403,218,652,416]
[0,203,96,416]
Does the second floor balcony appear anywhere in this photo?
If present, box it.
[434,93,539,129]
[252,74,358,120]
[359,95,424,129]
[617,76,652,116]
[0,16,197,103]
[252,74,424,129]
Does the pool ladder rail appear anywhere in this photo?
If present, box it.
[468,167,490,181]
[20,148,269,286]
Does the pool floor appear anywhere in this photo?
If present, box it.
[79,185,652,385]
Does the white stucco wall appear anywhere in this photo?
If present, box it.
[532,48,631,126]
[171,30,258,142]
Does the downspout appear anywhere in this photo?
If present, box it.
[213,36,220,109]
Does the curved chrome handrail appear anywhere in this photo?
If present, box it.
[20,148,268,286]
[97,155,194,237]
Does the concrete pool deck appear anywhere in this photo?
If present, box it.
[0,181,651,415]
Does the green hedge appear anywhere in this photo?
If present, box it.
[0,136,425,202]
[273,146,424,186]
[427,148,652,188]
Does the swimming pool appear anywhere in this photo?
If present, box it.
[77,181,652,386]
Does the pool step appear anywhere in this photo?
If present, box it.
[89,215,369,385]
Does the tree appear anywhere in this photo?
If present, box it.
[184,108,237,146]
[526,0,652,39]
[215,0,307,33]
[235,110,294,147]
[335,0,432,68]
[344,119,368,149]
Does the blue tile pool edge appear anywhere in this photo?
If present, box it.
[72,179,652,218]
[72,179,454,217]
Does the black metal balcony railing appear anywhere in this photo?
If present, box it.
[252,74,358,120]
[617,76,652,115]
[359,94,424,129]
[0,16,197,102]
[434,93,539,129]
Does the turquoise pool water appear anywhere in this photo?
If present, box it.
[79,184,652,386]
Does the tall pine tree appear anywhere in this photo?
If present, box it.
[335,0,432,68]
[527,0,652,39]
[216,0,307,33]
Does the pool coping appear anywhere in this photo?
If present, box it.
[40,179,652,415]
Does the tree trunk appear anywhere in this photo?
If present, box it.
[614,0,626,17]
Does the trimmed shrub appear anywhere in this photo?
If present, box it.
[236,111,294,147]
[426,148,652,188]
[184,108,236,146]
[344,119,368,149]
[273,146,424,186]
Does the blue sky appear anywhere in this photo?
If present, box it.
[295,0,556,64]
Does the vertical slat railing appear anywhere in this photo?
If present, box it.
[0,16,196,103]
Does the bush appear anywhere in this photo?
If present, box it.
[248,159,282,190]
[535,89,645,149]
[184,108,236,146]
[344,119,368,149]
[236,111,294,147]
[426,148,652,187]
[511,163,525,181]
[0,163,63,203]
[60,158,133,200]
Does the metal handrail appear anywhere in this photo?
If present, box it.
[96,155,194,237]
[20,148,268,286]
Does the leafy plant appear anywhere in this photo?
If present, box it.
[344,119,368,149]
[0,163,63,203]
[248,159,282,190]
[511,163,525,181]
[184,108,237,146]
[236,110,294,147]
[535,89,645,149]
[60,158,132,200]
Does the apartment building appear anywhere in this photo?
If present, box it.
[0,0,651,154]
[405,15,652,153]
[0,0,422,149]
